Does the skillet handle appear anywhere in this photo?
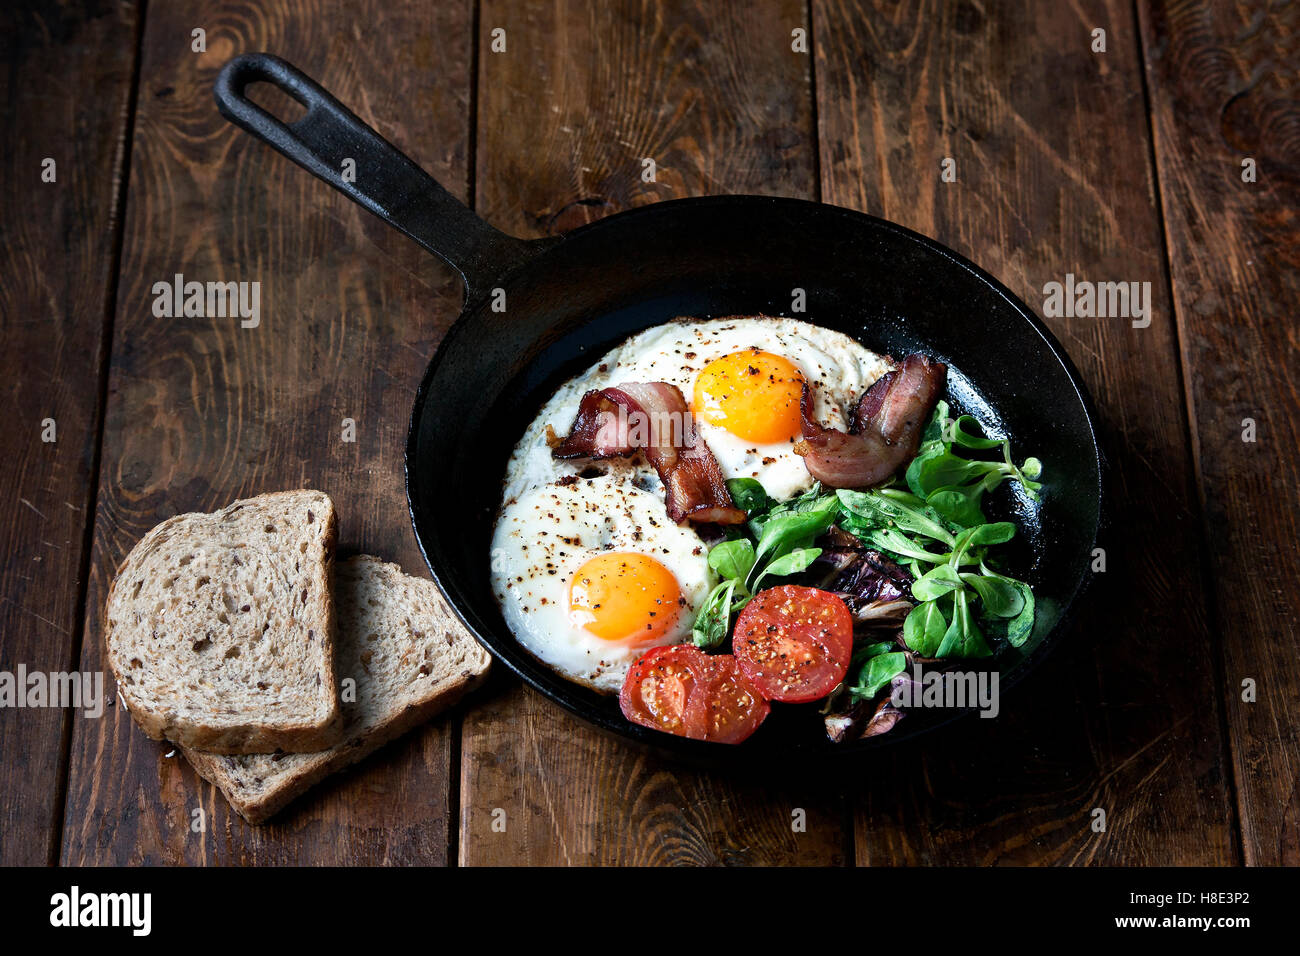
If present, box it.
[214,53,537,304]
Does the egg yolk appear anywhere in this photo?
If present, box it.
[569,552,681,642]
[692,349,805,444]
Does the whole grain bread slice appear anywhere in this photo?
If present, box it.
[105,490,342,754]
[182,555,491,824]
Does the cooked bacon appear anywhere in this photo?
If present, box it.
[795,353,947,488]
[552,382,746,525]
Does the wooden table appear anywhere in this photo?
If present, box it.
[1,0,1295,866]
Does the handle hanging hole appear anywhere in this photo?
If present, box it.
[245,81,309,124]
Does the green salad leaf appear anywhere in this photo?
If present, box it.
[911,563,966,601]
[847,642,908,702]
[692,404,1042,667]
[935,589,992,658]
[856,653,908,699]
[754,547,823,590]
[752,504,836,576]
[725,477,770,514]
[946,415,1003,449]
[903,601,947,656]
[925,485,988,527]
[707,538,756,582]
[960,572,1024,618]
[837,488,956,546]
[692,578,739,649]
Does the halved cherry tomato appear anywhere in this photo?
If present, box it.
[620,645,770,744]
[619,645,710,738]
[686,655,770,744]
[732,585,853,703]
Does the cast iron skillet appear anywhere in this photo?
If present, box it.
[214,53,1102,765]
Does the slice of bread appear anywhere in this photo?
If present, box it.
[105,490,342,754]
[182,555,491,824]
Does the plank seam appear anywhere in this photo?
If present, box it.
[808,0,851,869]
[450,0,484,869]
[1130,0,1245,865]
[50,0,149,867]
[807,0,823,204]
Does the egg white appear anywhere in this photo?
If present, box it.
[490,475,714,693]
[502,316,893,502]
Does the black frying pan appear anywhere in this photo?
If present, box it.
[214,53,1103,765]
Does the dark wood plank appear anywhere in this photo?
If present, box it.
[459,0,848,865]
[60,0,475,864]
[813,0,1238,864]
[0,0,140,866]
[1138,0,1300,865]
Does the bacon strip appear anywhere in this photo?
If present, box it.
[795,353,947,489]
[552,382,746,525]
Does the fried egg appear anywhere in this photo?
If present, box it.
[491,475,714,692]
[503,316,893,502]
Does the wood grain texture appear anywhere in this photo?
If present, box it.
[0,0,140,866]
[459,0,847,866]
[813,0,1237,864]
[1138,0,1300,865]
[59,0,475,864]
